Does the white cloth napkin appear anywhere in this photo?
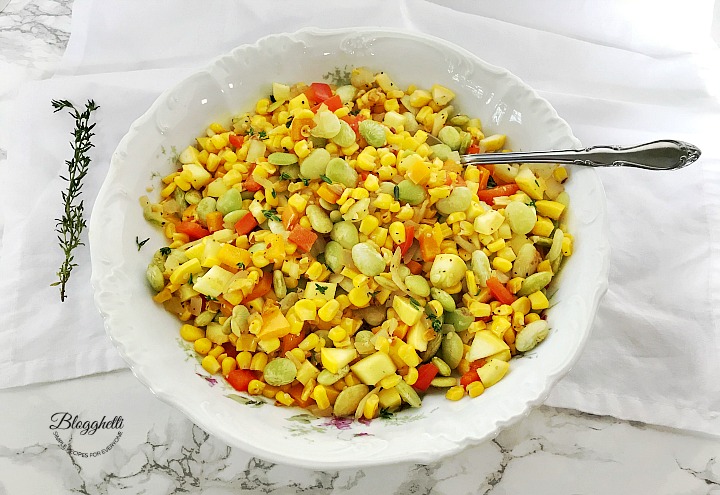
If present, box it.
[1,0,719,436]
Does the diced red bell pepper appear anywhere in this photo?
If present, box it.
[226,369,257,392]
[176,221,210,241]
[228,133,244,148]
[419,231,441,262]
[234,212,258,236]
[341,114,363,138]
[281,206,300,231]
[222,341,238,359]
[280,330,306,355]
[476,184,519,204]
[413,362,440,392]
[288,225,318,252]
[305,82,333,103]
[466,144,481,154]
[244,173,263,192]
[399,225,415,256]
[486,276,517,305]
[460,369,480,388]
[241,271,272,304]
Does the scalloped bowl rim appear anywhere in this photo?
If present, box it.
[90,27,610,468]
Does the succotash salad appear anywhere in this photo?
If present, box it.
[142,67,573,420]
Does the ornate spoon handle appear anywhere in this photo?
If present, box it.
[461,140,701,170]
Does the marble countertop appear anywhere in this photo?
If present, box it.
[1,1,719,493]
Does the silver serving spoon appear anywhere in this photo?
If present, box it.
[453,140,701,170]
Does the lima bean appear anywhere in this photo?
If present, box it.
[273,270,287,299]
[430,288,456,312]
[358,119,387,147]
[351,242,386,277]
[267,152,298,166]
[397,179,426,206]
[438,126,462,150]
[317,365,351,386]
[146,264,165,292]
[444,308,474,332]
[505,201,536,235]
[196,197,217,222]
[395,380,422,408]
[440,331,464,369]
[330,221,359,249]
[431,357,452,376]
[515,320,549,352]
[216,188,243,215]
[517,271,553,296]
[194,310,216,327]
[306,204,334,234]
[430,376,457,388]
[263,358,297,386]
[430,143,452,161]
[325,157,358,187]
[331,120,357,148]
[436,186,472,215]
[405,275,430,297]
[334,384,370,417]
[184,189,202,205]
[324,241,346,273]
[342,197,370,223]
[300,148,331,179]
[471,250,491,287]
[419,332,442,362]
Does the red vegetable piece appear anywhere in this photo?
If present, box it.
[234,212,258,236]
[226,369,256,392]
[288,225,318,252]
[399,225,415,256]
[413,362,440,392]
[176,221,210,241]
[305,82,333,103]
[486,276,517,305]
[476,184,519,204]
[241,272,272,305]
[228,134,244,148]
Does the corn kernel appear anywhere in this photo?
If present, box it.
[446,385,465,401]
[396,205,414,221]
[446,212,466,225]
[468,301,492,318]
[398,343,421,368]
[180,324,205,342]
[379,374,402,389]
[288,193,308,213]
[348,286,372,307]
[201,355,221,374]
[537,260,553,273]
[359,215,380,236]
[490,317,512,337]
[339,198,356,215]
[221,357,237,376]
[363,174,380,192]
[388,222,406,244]
[373,193,394,210]
[465,271,478,296]
[299,333,320,351]
[363,394,380,419]
[250,352,268,371]
[428,300,444,317]
[248,379,265,395]
[194,338,212,355]
[404,366,419,386]
[312,384,331,410]
[328,326,347,343]
[467,381,485,398]
[528,291,549,310]
[275,391,295,406]
[294,300,317,321]
[293,139,310,159]
[318,300,341,322]
[379,152,396,167]
[236,351,252,369]
[345,373,361,387]
[351,188,370,200]
[492,256,513,273]
[487,239,506,253]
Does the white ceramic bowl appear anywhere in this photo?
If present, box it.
[90,27,609,468]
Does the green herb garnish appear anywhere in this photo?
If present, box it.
[50,99,99,302]
[409,297,421,309]
[316,285,328,295]
[237,262,246,270]
[271,189,277,198]
[246,127,255,136]
[320,174,332,184]
[487,176,497,188]
[206,295,218,301]
[301,178,310,186]
[280,172,292,181]
[262,209,281,222]
[188,274,194,284]
[159,247,172,256]
[136,236,150,251]
[393,184,400,201]
[379,408,393,419]
[285,116,294,128]
[258,130,267,139]
[428,313,443,332]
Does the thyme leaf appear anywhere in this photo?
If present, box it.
[262,209,281,222]
[136,236,150,251]
[51,99,99,302]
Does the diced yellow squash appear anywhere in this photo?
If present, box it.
[431,84,455,106]
[478,134,506,152]
[304,281,337,301]
[406,318,430,352]
[466,330,510,362]
[169,258,202,285]
[393,295,423,326]
[535,200,565,220]
[272,82,291,103]
[378,387,402,411]
[476,358,509,387]
[350,352,398,386]
[296,360,320,385]
[487,349,512,362]
[321,347,358,374]
[406,159,431,185]
[201,239,223,268]
[288,93,310,112]
[217,243,251,269]
[184,240,206,261]
[257,308,291,341]
[515,166,546,200]
[181,163,213,189]
[192,265,233,298]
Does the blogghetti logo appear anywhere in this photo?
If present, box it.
[49,412,124,458]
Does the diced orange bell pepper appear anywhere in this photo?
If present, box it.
[205,210,224,232]
[317,183,340,204]
[242,271,272,304]
[419,231,440,262]
[288,225,318,252]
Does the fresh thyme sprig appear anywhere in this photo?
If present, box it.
[50,99,99,302]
